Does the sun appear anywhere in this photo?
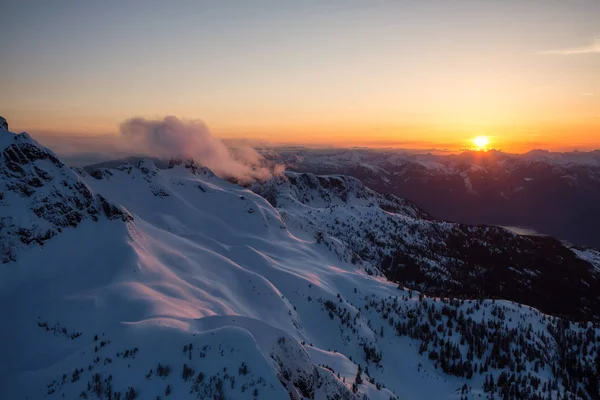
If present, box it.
[472,136,490,150]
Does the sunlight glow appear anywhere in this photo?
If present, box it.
[473,136,490,150]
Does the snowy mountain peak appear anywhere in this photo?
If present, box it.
[167,157,216,178]
[254,171,428,220]
[0,125,131,263]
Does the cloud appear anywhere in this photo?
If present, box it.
[119,116,284,183]
[539,36,600,55]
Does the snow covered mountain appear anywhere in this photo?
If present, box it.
[2,120,600,400]
[251,172,600,322]
[265,148,600,248]
[0,125,131,263]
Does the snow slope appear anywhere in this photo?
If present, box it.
[1,123,599,399]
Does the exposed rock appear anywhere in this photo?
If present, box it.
[0,127,132,263]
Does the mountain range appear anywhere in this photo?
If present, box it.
[2,118,600,400]
[264,147,600,249]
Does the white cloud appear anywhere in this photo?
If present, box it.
[539,36,600,55]
[119,116,284,183]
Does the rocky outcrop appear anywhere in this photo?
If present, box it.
[0,122,132,263]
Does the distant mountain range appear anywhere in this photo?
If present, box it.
[264,148,600,248]
[2,118,600,400]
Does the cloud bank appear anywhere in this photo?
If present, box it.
[119,116,283,183]
[539,36,600,55]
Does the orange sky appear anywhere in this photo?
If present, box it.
[1,1,599,153]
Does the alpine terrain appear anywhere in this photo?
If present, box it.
[2,118,600,400]
[265,148,600,249]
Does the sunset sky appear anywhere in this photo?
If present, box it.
[1,0,599,152]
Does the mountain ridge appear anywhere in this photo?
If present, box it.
[0,124,131,263]
[251,171,600,321]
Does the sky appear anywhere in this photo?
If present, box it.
[1,0,599,152]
